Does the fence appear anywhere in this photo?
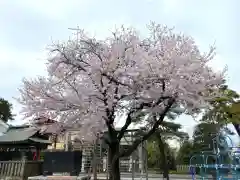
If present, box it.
[0,160,42,180]
[0,161,191,180]
[148,165,190,174]
[69,130,148,180]
[176,165,190,173]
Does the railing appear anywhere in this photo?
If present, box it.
[148,165,190,174]
[0,160,43,180]
[176,165,189,173]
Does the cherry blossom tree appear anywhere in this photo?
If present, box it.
[16,22,225,180]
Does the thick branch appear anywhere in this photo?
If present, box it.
[103,116,117,144]
[52,49,87,72]
[117,113,132,140]
[117,95,171,140]
[101,72,132,88]
[118,98,175,158]
[107,84,120,124]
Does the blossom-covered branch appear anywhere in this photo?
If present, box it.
[16,22,225,143]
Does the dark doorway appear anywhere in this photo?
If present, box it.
[43,151,82,176]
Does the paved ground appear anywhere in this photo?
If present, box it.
[28,176,194,180]
[28,174,240,180]
[28,173,197,180]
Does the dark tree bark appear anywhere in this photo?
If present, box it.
[105,98,175,180]
[156,134,169,180]
[108,142,121,180]
[54,135,58,149]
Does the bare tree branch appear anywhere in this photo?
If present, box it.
[117,98,175,158]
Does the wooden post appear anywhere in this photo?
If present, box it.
[131,131,134,180]
[144,140,148,180]
[106,147,109,180]
[92,135,99,180]
[20,160,26,179]
[65,131,69,151]
[54,134,57,149]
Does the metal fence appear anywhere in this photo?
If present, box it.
[176,165,189,173]
[78,141,190,179]
[66,130,148,179]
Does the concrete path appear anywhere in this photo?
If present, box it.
[28,176,194,180]
[28,174,197,180]
[28,172,237,180]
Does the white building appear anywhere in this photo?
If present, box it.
[63,128,147,173]
[0,119,8,135]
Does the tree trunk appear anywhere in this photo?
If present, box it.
[92,143,97,180]
[53,134,57,149]
[156,134,169,180]
[108,142,121,180]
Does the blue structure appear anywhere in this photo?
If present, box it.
[189,133,240,179]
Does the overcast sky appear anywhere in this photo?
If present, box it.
[0,0,239,143]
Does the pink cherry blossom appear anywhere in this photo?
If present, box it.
[16,22,225,143]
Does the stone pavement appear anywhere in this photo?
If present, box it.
[28,173,240,180]
[28,174,197,180]
[28,176,194,180]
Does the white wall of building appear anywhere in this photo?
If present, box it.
[0,120,8,135]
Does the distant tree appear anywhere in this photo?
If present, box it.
[176,122,229,166]
[202,85,240,135]
[147,138,176,169]
[147,121,188,180]
[0,98,14,123]
[176,140,193,165]
[135,106,187,180]
[193,122,233,164]
[191,122,232,177]
[192,123,221,152]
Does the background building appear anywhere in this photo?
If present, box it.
[0,119,8,135]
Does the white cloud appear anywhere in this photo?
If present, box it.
[0,47,48,125]
[162,0,188,15]
[208,54,227,73]
[14,0,93,20]
[0,47,47,78]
